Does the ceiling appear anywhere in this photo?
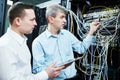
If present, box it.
[13,0,50,5]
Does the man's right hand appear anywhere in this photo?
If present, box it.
[45,62,65,78]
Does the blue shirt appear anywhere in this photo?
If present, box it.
[32,29,93,80]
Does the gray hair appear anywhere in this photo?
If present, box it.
[46,4,68,19]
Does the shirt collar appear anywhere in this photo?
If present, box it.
[7,27,28,45]
[45,29,64,38]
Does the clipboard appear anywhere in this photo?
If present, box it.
[56,57,81,67]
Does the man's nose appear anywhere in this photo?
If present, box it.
[64,18,67,23]
[34,20,37,26]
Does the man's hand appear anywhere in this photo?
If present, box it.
[45,62,65,78]
[89,21,101,35]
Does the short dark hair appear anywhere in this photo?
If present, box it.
[8,2,35,25]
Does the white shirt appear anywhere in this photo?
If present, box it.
[0,28,48,80]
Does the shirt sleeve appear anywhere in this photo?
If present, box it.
[70,33,93,54]
[32,39,47,74]
[34,70,48,80]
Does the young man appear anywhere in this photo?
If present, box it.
[32,4,101,80]
[0,2,64,80]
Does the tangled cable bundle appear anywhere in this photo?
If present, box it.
[67,6,120,80]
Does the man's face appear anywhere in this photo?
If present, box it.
[19,9,37,35]
[52,12,66,30]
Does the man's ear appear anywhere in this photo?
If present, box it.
[14,17,22,25]
[48,16,54,23]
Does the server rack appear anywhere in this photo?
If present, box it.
[0,0,7,37]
